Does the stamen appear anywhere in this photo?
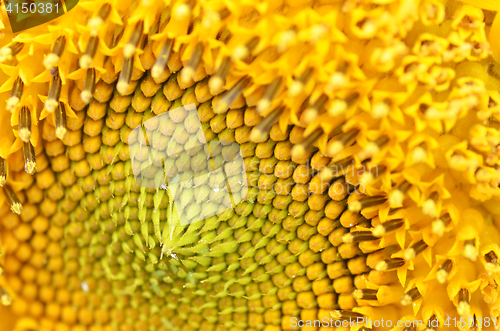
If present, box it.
[343,231,378,244]
[6,77,23,112]
[457,288,471,316]
[358,136,389,160]
[327,129,359,157]
[23,141,36,175]
[152,39,174,80]
[277,27,297,52]
[359,165,387,187]
[376,258,405,271]
[217,27,232,44]
[401,287,421,306]
[289,68,313,96]
[55,102,68,140]
[404,240,428,260]
[372,100,390,118]
[412,144,427,163]
[218,8,230,20]
[180,43,203,84]
[389,207,403,215]
[3,185,22,215]
[301,94,328,125]
[111,25,125,49]
[372,218,404,237]
[79,36,99,69]
[43,36,66,69]
[173,1,192,20]
[249,106,285,143]
[257,77,283,114]
[485,251,498,265]
[88,3,111,35]
[0,42,23,62]
[331,310,364,320]
[332,157,355,169]
[328,93,360,116]
[352,289,378,300]
[426,315,438,331]
[432,213,451,237]
[388,181,410,207]
[448,153,469,172]
[209,57,231,94]
[422,192,439,217]
[18,107,31,143]
[326,157,354,180]
[470,315,480,331]
[45,71,62,113]
[81,68,96,104]
[291,129,323,161]
[463,239,478,261]
[327,61,349,90]
[232,37,259,61]
[436,259,453,284]
[475,168,490,182]
[117,58,133,96]
[214,76,251,114]
[0,157,5,187]
[123,21,144,59]
[0,287,11,306]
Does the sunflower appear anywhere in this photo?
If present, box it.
[0,0,500,330]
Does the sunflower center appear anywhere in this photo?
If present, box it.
[0,45,384,329]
